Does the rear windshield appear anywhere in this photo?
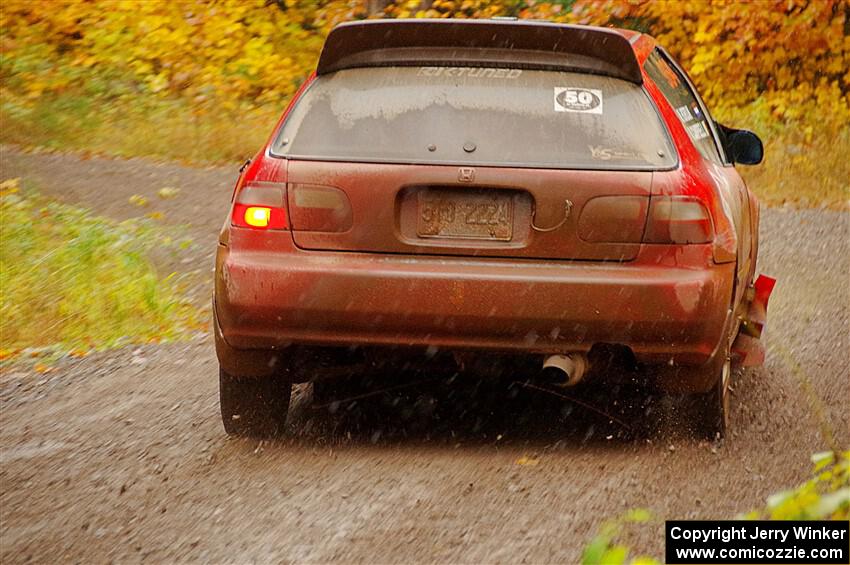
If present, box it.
[271,67,676,170]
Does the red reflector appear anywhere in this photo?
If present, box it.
[644,197,713,244]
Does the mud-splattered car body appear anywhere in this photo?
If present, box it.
[213,19,772,437]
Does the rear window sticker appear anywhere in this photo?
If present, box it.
[687,121,710,140]
[691,103,703,118]
[418,67,523,79]
[675,105,694,122]
[589,145,640,160]
[554,87,603,114]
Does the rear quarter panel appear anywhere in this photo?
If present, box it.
[641,66,746,311]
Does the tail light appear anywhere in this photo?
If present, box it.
[231,182,288,230]
[287,184,353,233]
[578,195,648,243]
[643,196,713,244]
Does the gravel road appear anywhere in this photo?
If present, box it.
[1,146,848,563]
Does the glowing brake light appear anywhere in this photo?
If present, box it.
[245,206,271,227]
[232,203,287,229]
[231,182,288,230]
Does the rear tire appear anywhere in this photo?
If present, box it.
[219,367,292,437]
[689,357,731,440]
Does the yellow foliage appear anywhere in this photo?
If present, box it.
[1,0,327,108]
[2,0,846,121]
[0,0,847,207]
[519,0,850,121]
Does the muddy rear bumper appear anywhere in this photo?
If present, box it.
[215,240,735,381]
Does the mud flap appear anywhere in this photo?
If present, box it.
[731,274,776,366]
[214,302,282,377]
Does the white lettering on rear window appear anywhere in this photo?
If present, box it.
[417,67,523,79]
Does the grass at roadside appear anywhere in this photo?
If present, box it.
[2,92,847,209]
[581,450,850,565]
[0,178,203,361]
[0,92,273,165]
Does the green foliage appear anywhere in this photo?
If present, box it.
[747,451,850,521]
[0,179,202,359]
[0,91,272,165]
[581,508,658,565]
[580,451,850,565]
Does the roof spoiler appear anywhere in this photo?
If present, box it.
[316,19,642,84]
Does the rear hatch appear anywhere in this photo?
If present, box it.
[274,66,676,261]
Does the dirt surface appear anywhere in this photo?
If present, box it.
[1,146,848,563]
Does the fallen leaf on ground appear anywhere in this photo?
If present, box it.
[0,348,18,361]
[157,187,179,199]
[129,194,148,207]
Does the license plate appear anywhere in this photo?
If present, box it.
[417,189,513,241]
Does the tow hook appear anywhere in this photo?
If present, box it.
[732,274,776,366]
[740,274,776,339]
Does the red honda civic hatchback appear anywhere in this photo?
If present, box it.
[213,19,774,438]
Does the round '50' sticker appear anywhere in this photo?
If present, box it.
[554,87,603,114]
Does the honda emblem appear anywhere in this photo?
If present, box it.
[458,167,475,182]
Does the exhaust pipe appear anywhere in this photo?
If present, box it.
[542,354,588,387]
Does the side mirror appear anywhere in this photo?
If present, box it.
[717,124,764,165]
